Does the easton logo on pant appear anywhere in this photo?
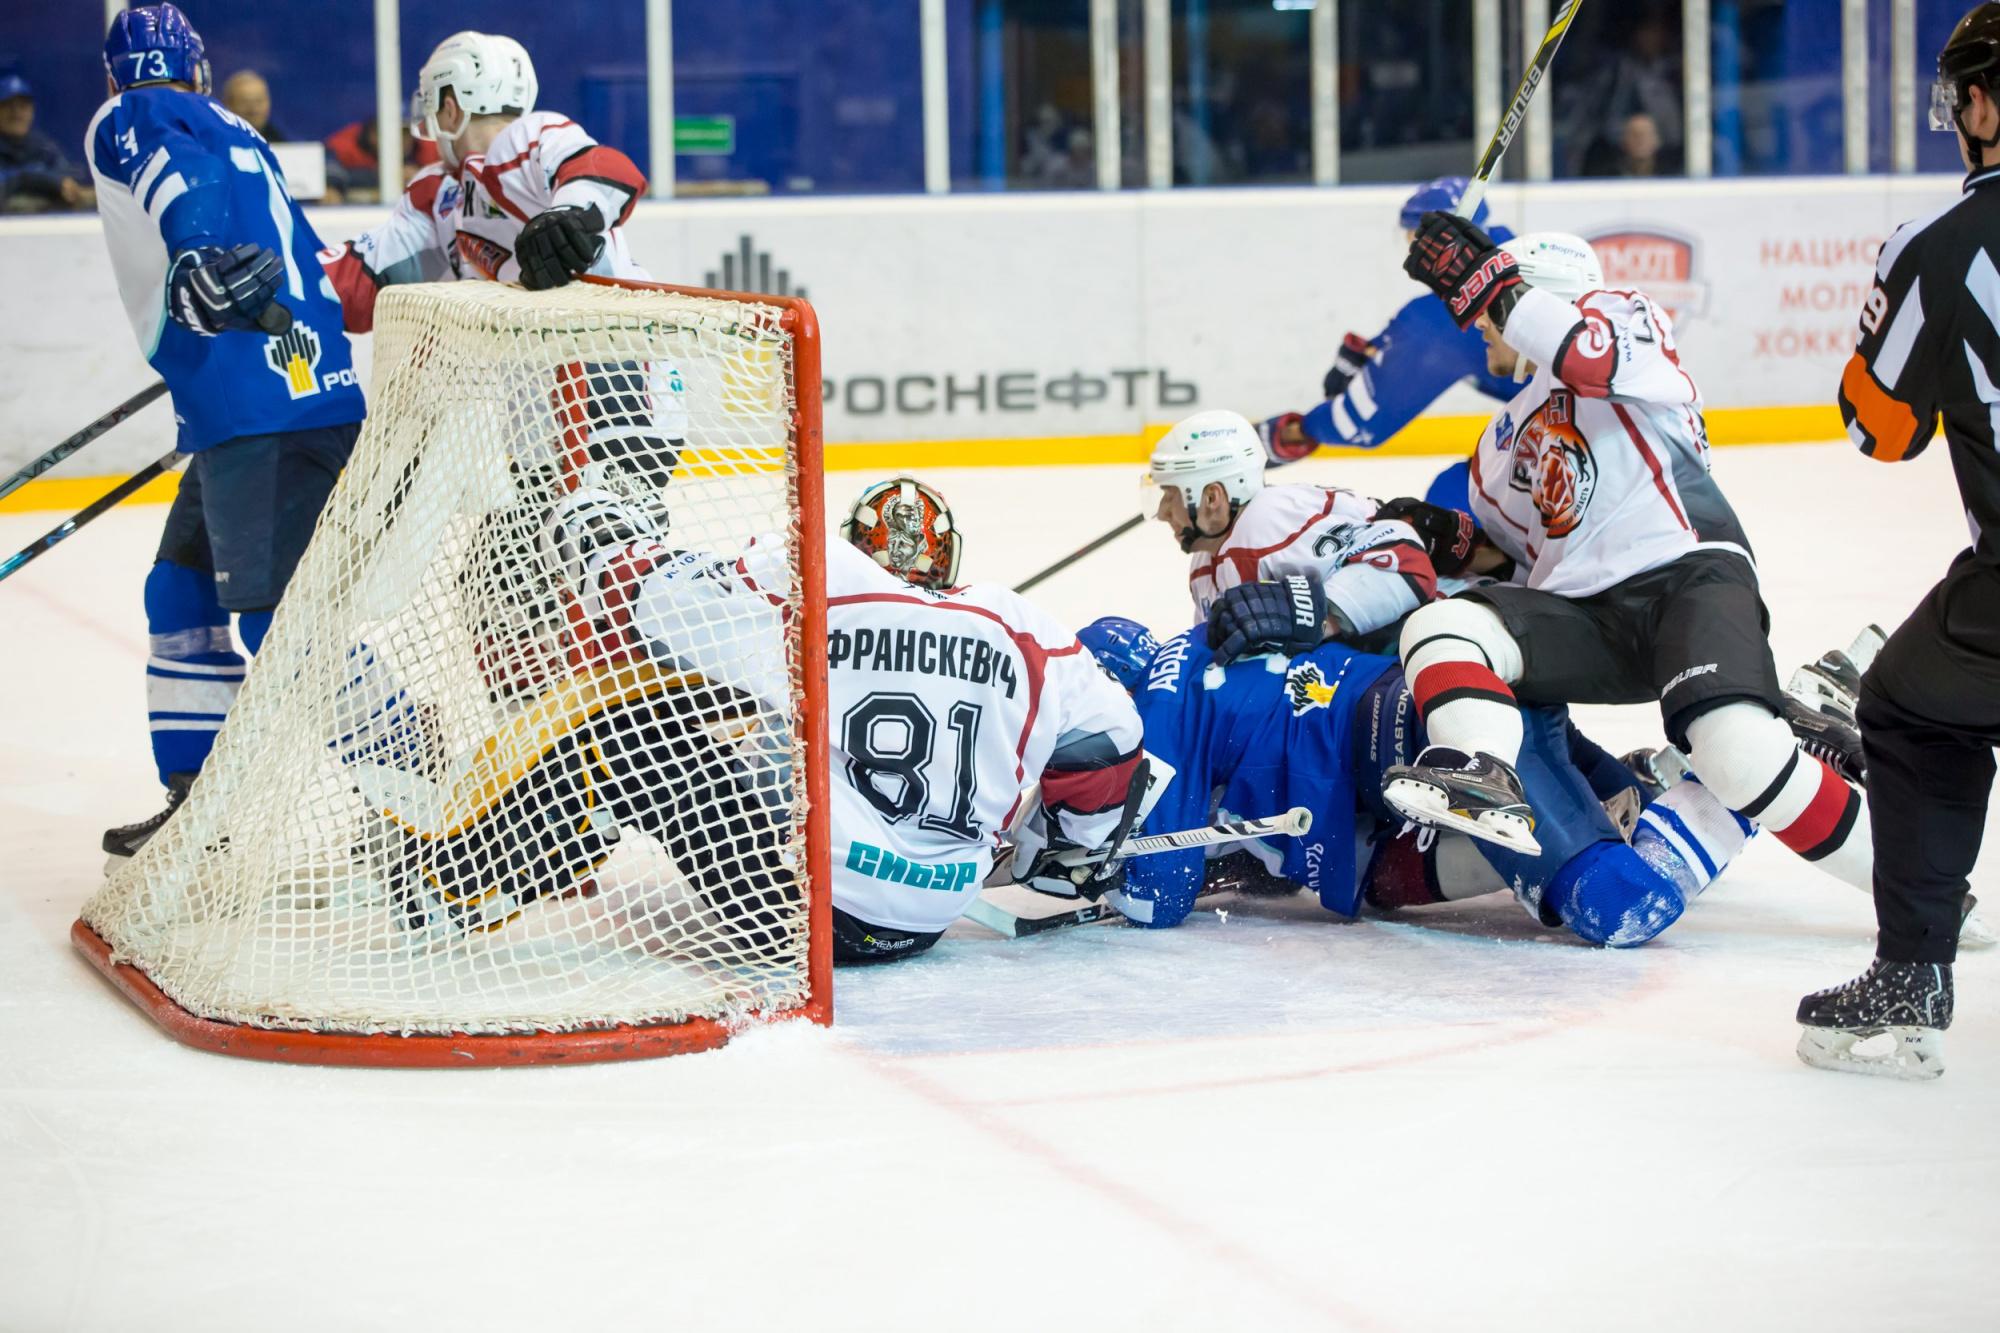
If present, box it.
[263,325,322,400]
[845,840,981,893]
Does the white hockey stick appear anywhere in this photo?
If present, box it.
[963,805,1312,939]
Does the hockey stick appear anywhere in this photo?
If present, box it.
[963,805,1313,938]
[0,450,182,586]
[0,381,168,505]
[1456,0,1586,220]
[1013,514,1145,594]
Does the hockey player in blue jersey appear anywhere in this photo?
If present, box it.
[1257,176,1516,514]
[1076,617,1753,947]
[87,4,366,856]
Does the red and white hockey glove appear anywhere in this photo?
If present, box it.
[1403,211,1521,332]
[1322,332,1374,399]
[1256,412,1316,466]
[1374,496,1480,578]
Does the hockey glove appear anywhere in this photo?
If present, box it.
[1015,756,1153,900]
[1403,210,1521,332]
[517,204,607,290]
[167,243,284,335]
[1374,496,1480,577]
[1207,573,1327,665]
[1256,412,1316,466]
[1322,331,1374,399]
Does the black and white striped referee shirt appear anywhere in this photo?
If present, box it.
[1840,162,2000,567]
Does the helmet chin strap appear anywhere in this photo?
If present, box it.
[1957,84,2000,164]
[1173,497,1240,554]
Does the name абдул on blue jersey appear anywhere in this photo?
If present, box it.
[88,86,363,450]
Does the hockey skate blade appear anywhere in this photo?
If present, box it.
[1796,1025,1944,1081]
[1382,778,1542,856]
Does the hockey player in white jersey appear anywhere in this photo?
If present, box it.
[319,31,650,331]
[1141,409,1444,659]
[1381,216,1875,896]
[540,476,1151,962]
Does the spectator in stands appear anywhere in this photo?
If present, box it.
[1561,8,1685,177]
[1584,111,1683,178]
[221,69,287,142]
[0,75,92,212]
[323,114,438,203]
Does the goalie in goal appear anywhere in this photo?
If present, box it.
[348,476,1152,964]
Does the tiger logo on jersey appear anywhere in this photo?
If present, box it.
[1285,661,1339,716]
[1526,391,1596,539]
[263,325,322,400]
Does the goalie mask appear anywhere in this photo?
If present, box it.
[842,477,962,590]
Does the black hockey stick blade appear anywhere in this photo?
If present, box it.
[1013,514,1145,594]
[0,451,181,586]
[1459,0,1585,219]
[0,381,168,504]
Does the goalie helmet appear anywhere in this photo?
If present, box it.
[412,31,537,146]
[104,3,210,96]
[1500,232,1604,303]
[842,477,962,590]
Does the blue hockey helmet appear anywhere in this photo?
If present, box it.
[1078,616,1160,692]
[1399,175,1489,231]
[105,4,211,96]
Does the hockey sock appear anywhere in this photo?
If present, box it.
[1548,841,1687,947]
[1400,600,1525,764]
[1633,778,1754,902]
[236,608,273,655]
[1406,640,1524,764]
[144,560,244,785]
[1684,701,1872,891]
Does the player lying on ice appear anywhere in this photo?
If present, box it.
[352,476,1152,964]
[1071,615,1750,946]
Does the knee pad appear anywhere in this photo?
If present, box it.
[1398,598,1523,683]
[1682,700,1805,818]
[1549,840,1687,947]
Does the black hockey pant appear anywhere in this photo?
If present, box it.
[1861,554,2000,964]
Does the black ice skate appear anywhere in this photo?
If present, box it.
[1796,958,1953,1081]
[102,771,196,862]
[1785,624,1886,722]
[1381,745,1541,856]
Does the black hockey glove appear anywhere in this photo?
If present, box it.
[1403,211,1521,332]
[1207,573,1327,665]
[1256,412,1316,465]
[167,243,285,336]
[517,203,607,291]
[1375,496,1480,578]
[1322,331,1374,399]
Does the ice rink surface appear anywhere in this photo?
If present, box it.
[4,444,1999,1331]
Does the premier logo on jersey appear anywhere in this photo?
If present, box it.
[1284,661,1339,716]
[263,325,323,399]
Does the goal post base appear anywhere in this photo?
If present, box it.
[71,919,828,1069]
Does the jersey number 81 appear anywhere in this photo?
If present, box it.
[842,693,984,839]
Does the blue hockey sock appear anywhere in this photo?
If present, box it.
[1632,777,1755,903]
[237,608,273,654]
[144,560,244,785]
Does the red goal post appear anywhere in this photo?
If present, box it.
[73,276,831,1067]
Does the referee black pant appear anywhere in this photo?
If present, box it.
[1861,554,2000,964]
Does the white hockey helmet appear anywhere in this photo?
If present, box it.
[1141,409,1265,547]
[412,31,537,145]
[1500,232,1604,303]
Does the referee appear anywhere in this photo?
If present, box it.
[1798,2,2000,1079]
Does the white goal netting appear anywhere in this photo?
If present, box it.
[79,280,823,1054]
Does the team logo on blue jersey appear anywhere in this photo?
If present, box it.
[263,325,322,400]
[1284,661,1339,716]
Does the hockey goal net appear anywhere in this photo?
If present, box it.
[74,277,830,1066]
